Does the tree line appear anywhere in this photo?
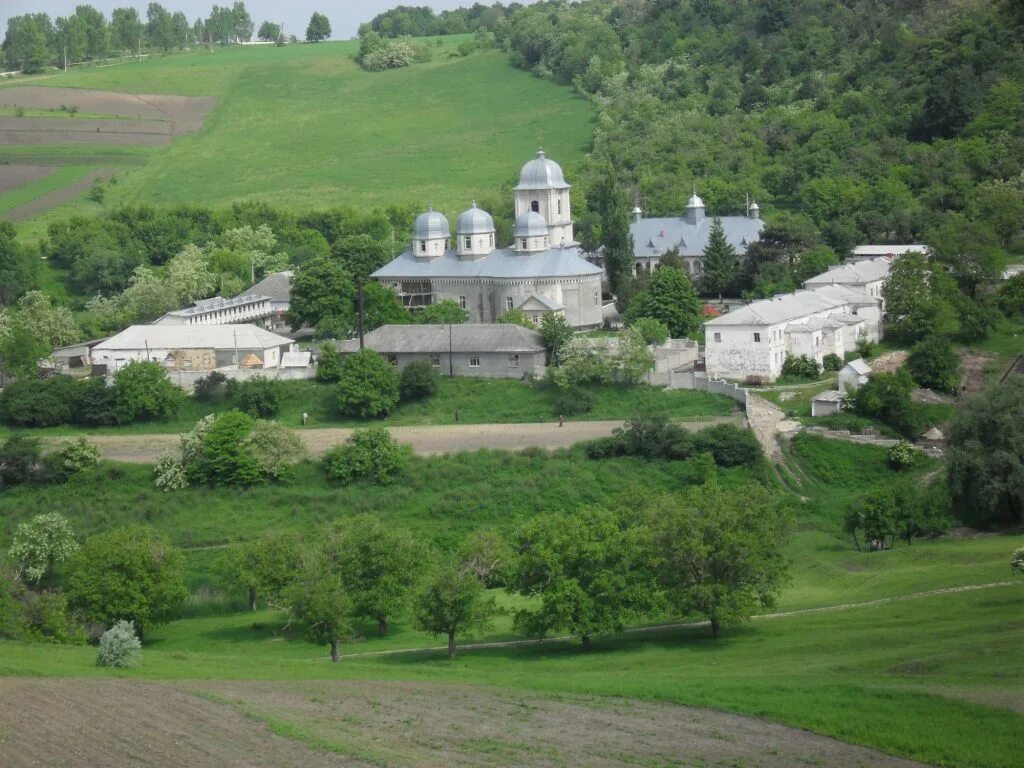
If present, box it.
[2,3,335,72]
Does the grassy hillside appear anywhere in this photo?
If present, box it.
[2,42,593,227]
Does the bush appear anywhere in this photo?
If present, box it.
[399,360,439,401]
[193,371,229,402]
[231,376,282,418]
[0,434,41,487]
[242,419,305,481]
[153,452,188,492]
[322,426,409,485]
[336,349,400,418]
[906,336,961,392]
[0,376,77,427]
[44,437,100,482]
[852,368,924,438]
[551,387,596,416]
[887,440,917,471]
[691,424,763,467]
[855,336,878,359]
[316,345,345,383]
[73,377,120,426]
[96,620,142,668]
[628,317,670,346]
[781,354,822,379]
[190,410,263,487]
[1012,547,1024,576]
[822,353,842,372]
[113,361,182,422]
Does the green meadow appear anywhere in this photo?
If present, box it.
[3,41,594,227]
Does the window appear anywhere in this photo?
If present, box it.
[459,296,466,310]
[464,236,472,249]
[557,199,562,214]
[506,297,514,311]
[419,241,426,253]
[753,333,761,342]
[508,354,519,368]
[593,291,599,307]
[469,356,480,368]
[521,239,528,250]
[531,200,539,213]
[488,234,494,247]
[386,355,398,366]
[713,332,721,343]
[430,355,440,368]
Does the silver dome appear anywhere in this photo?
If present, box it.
[514,211,549,238]
[515,149,570,190]
[456,201,495,235]
[413,208,450,239]
[686,193,705,209]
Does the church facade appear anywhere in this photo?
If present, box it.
[371,151,604,329]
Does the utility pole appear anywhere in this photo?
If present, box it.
[448,323,454,377]
[357,279,365,350]
[138,34,142,62]
[63,46,67,72]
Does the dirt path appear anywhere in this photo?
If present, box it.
[0,166,115,221]
[0,677,928,768]
[79,417,741,463]
[744,393,786,461]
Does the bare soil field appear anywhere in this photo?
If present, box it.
[0,677,928,768]
[0,163,54,193]
[1,167,114,222]
[0,116,172,146]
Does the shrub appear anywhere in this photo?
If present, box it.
[822,353,842,372]
[153,452,188,492]
[73,377,120,426]
[44,437,100,482]
[1012,547,1024,576]
[852,368,924,438]
[242,420,305,481]
[906,336,961,392]
[887,440,917,470]
[190,410,263,487]
[0,376,77,427]
[782,354,822,379]
[399,360,439,401]
[322,426,408,485]
[316,344,345,383]
[193,371,229,402]
[628,317,670,346]
[336,349,400,418]
[0,433,41,487]
[691,424,763,467]
[551,387,596,416]
[96,620,142,668]
[231,376,282,418]
[113,361,182,422]
[855,336,878,359]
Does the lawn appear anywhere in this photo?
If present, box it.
[4,42,594,226]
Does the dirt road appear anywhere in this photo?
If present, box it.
[83,417,740,463]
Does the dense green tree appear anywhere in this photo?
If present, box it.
[65,526,187,641]
[415,299,468,324]
[306,12,331,43]
[457,529,514,588]
[111,8,143,52]
[221,533,302,611]
[288,256,356,332]
[146,2,175,51]
[947,380,1024,527]
[625,317,668,346]
[624,267,702,338]
[588,167,634,296]
[413,562,496,659]
[511,508,659,649]
[335,349,400,418]
[852,368,922,438]
[881,252,957,341]
[327,514,426,635]
[701,218,739,299]
[112,361,181,422]
[4,15,53,73]
[231,375,282,419]
[399,359,439,401]
[539,313,574,364]
[906,336,961,392]
[651,479,792,637]
[0,434,42,488]
[362,282,411,330]
[189,410,262,486]
[257,21,281,43]
[322,426,409,485]
[284,550,352,662]
[231,2,254,42]
[997,273,1024,318]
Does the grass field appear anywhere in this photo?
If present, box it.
[2,42,594,230]
[0,165,97,214]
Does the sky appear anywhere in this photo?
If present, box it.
[0,1,478,41]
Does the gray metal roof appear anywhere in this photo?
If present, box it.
[813,390,846,403]
[413,208,450,240]
[514,211,549,238]
[93,324,292,352]
[456,202,495,235]
[704,285,880,328]
[804,257,892,287]
[631,215,765,258]
[843,358,872,375]
[519,293,562,311]
[515,150,570,191]
[337,324,544,354]
[852,244,929,257]
[238,270,293,303]
[162,293,271,319]
[371,244,602,280]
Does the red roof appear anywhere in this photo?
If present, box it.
[702,304,722,317]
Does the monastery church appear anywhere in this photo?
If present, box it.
[372,150,604,328]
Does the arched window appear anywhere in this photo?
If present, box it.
[419,241,426,253]
[521,239,528,249]
[531,201,539,213]
[557,199,562,215]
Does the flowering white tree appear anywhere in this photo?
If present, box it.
[7,512,78,588]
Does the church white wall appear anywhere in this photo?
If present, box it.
[705,323,786,381]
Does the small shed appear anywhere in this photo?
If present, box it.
[811,389,846,417]
[838,358,871,393]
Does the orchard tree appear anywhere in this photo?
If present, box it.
[457,529,513,587]
[335,349,400,418]
[651,479,792,637]
[306,12,331,42]
[7,513,78,589]
[65,526,187,641]
[221,533,302,611]
[624,266,702,338]
[284,550,352,662]
[947,379,1024,527]
[257,21,281,43]
[511,507,659,649]
[413,562,496,659]
[327,514,426,635]
[701,218,738,299]
[416,299,468,324]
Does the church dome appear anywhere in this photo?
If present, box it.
[456,202,495,235]
[413,208,450,239]
[686,193,705,209]
[514,211,549,238]
[515,149,570,190]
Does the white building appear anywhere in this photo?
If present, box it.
[372,150,604,329]
[90,324,294,373]
[851,244,929,259]
[802,256,894,302]
[703,285,882,382]
[622,195,765,279]
[838,358,872,393]
[155,271,294,332]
